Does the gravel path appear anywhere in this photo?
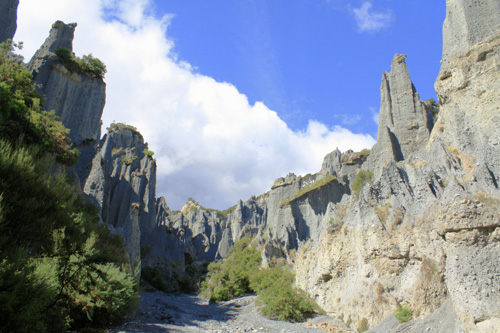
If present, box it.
[109,291,353,333]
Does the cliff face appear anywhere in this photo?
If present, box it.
[0,0,19,43]
[28,21,105,145]
[155,1,500,331]
[27,21,106,185]
[18,2,500,331]
[442,0,500,65]
[294,1,500,332]
[84,125,157,275]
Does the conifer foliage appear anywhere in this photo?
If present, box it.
[0,41,138,332]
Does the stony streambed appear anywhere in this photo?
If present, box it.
[109,291,353,333]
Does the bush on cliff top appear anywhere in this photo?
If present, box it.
[55,47,107,79]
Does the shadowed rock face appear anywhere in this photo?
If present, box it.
[442,0,500,65]
[0,0,19,43]
[84,127,157,275]
[27,21,106,187]
[27,21,105,146]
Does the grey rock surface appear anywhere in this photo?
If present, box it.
[368,54,433,165]
[442,0,500,65]
[84,127,157,275]
[0,0,19,43]
[368,299,463,333]
[108,292,329,333]
[32,0,497,331]
[27,21,105,145]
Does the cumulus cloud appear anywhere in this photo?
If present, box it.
[16,0,375,209]
[352,1,392,33]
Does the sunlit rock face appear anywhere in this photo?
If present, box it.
[441,0,500,65]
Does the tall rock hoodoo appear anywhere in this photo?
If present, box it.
[27,21,105,145]
[369,54,433,164]
[84,124,157,274]
[0,0,19,43]
[27,21,106,184]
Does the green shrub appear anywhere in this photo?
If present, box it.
[359,149,371,157]
[0,42,79,166]
[120,154,138,165]
[0,42,138,331]
[395,302,412,323]
[424,98,436,106]
[0,141,139,331]
[107,122,142,137]
[249,266,294,293]
[351,170,373,198]
[201,239,321,322]
[142,267,169,292]
[201,237,261,303]
[143,148,154,158]
[256,281,316,322]
[55,48,107,79]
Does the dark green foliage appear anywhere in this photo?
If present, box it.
[395,303,412,323]
[249,266,294,293]
[55,47,107,79]
[201,238,261,303]
[142,267,169,292]
[201,239,321,322]
[256,281,316,322]
[0,42,138,331]
[351,170,374,198]
[0,141,138,331]
[0,41,79,166]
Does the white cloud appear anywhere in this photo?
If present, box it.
[15,0,375,210]
[352,2,392,33]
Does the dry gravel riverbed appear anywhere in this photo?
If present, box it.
[109,291,354,333]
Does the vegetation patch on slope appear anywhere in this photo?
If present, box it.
[201,238,322,322]
[280,174,337,207]
[351,170,374,199]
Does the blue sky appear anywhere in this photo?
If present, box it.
[153,0,445,136]
[16,0,446,210]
